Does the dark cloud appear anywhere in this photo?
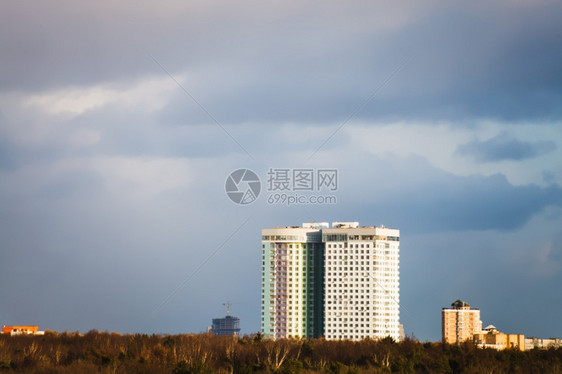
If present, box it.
[160,0,562,123]
[397,174,562,232]
[399,1,562,122]
[342,154,562,234]
[2,1,561,123]
[456,132,557,162]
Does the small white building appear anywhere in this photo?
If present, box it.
[525,337,562,350]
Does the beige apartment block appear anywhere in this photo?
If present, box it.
[442,300,482,344]
[474,325,525,351]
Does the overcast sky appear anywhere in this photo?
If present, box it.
[1,1,562,341]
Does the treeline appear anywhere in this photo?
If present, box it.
[0,332,561,373]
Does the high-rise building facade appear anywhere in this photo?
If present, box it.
[261,222,401,341]
[442,300,482,343]
[323,222,401,341]
[261,223,327,339]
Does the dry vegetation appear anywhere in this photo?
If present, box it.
[0,331,561,373]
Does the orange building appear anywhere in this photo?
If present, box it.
[1,325,45,336]
[442,300,482,344]
[474,325,525,351]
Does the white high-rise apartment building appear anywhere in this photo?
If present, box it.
[323,222,400,341]
[261,222,400,341]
